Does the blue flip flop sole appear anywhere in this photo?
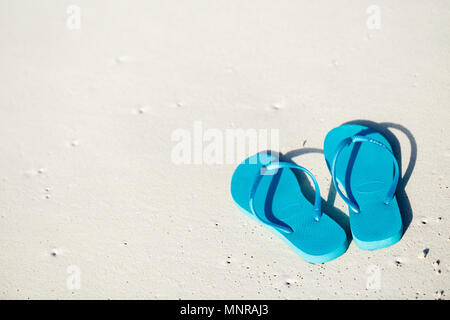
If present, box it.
[230,152,348,263]
[324,124,403,250]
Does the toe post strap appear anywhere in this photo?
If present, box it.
[331,135,400,213]
[249,161,323,234]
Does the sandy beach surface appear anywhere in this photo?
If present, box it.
[0,1,449,299]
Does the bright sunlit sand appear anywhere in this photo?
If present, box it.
[0,1,449,299]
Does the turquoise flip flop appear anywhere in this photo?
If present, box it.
[323,124,403,250]
[230,152,348,264]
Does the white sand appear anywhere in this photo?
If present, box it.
[0,1,449,299]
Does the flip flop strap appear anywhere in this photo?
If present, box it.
[331,135,399,213]
[249,161,322,234]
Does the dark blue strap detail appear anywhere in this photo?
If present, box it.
[331,135,399,213]
[249,161,322,234]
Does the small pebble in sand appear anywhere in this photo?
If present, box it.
[432,260,440,269]
[114,56,130,64]
[133,105,148,114]
[418,248,429,259]
[271,104,282,111]
[416,216,429,225]
[434,290,445,300]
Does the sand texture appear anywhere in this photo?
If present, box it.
[0,1,449,299]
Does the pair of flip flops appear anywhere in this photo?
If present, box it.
[230,124,403,264]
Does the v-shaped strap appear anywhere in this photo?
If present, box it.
[331,135,399,213]
[249,161,322,234]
